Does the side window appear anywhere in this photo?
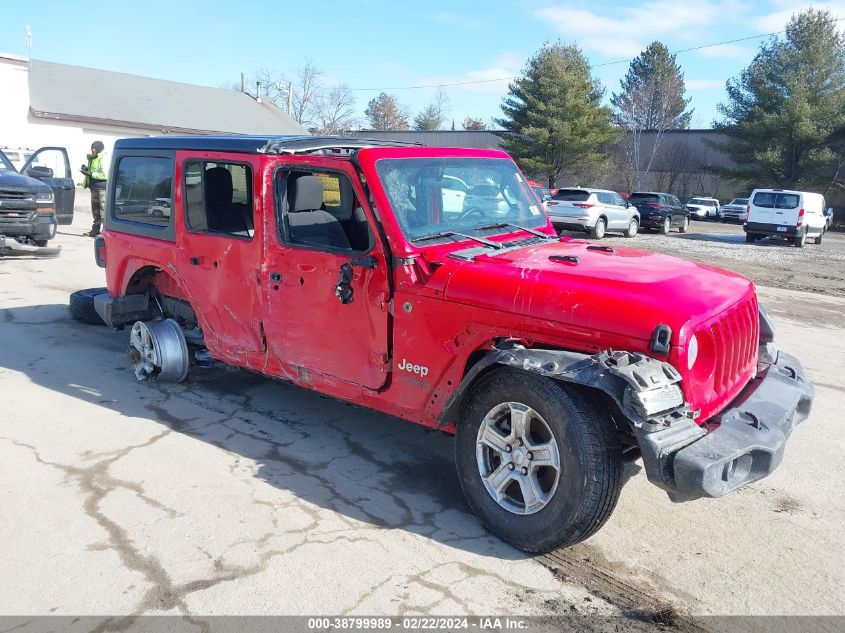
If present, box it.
[596,192,611,205]
[613,193,625,207]
[184,160,253,238]
[277,169,372,252]
[113,156,172,227]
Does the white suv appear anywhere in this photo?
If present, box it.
[546,187,640,239]
[686,196,720,220]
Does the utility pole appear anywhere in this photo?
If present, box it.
[25,25,32,71]
[240,72,244,93]
[255,81,261,103]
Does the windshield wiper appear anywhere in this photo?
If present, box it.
[411,230,504,249]
[475,222,556,240]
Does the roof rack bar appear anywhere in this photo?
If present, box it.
[259,136,424,155]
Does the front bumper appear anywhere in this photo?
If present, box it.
[636,343,813,499]
[0,212,57,241]
[0,234,61,258]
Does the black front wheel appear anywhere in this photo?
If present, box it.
[455,368,622,553]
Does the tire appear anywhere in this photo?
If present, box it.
[624,218,638,238]
[794,232,806,248]
[590,218,606,239]
[455,367,622,553]
[679,216,689,233]
[745,233,756,243]
[659,216,671,235]
[69,287,108,325]
[33,239,49,247]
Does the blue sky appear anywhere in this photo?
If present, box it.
[2,0,843,129]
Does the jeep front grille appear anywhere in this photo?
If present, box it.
[710,295,759,395]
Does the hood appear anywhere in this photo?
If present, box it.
[439,238,753,343]
[0,169,51,193]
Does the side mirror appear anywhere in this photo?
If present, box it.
[27,165,53,179]
[826,207,834,216]
[625,201,630,208]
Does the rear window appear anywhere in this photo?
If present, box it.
[730,198,749,205]
[689,198,714,205]
[752,192,800,209]
[553,189,590,201]
[113,156,173,227]
[628,193,660,205]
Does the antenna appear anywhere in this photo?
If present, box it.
[25,25,32,70]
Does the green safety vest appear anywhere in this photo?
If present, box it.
[83,153,107,188]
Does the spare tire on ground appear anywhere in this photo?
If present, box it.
[69,288,108,325]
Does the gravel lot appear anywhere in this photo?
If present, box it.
[0,198,843,627]
[561,219,845,298]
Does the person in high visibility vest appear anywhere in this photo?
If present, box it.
[81,141,108,237]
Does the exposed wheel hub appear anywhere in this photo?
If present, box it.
[475,401,561,515]
[129,319,189,382]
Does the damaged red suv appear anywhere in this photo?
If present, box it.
[91,136,814,553]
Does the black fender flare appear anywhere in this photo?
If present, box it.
[438,343,696,432]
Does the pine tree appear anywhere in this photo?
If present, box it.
[496,43,618,187]
[712,8,845,191]
[364,93,410,131]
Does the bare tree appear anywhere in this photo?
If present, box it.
[246,60,323,126]
[365,93,410,130]
[313,84,358,134]
[462,117,487,130]
[413,87,450,130]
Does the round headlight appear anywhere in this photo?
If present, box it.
[687,334,699,370]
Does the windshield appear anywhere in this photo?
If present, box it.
[552,188,590,201]
[752,192,800,209]
[729,198,749,206]
[375,157,546,240]
[0,150,15,172]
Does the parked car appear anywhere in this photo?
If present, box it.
[530,185,551,209]
[686,196,720,220]
[628,192,690,234]
[85,135,812,554]
[546,187,639,238]
[147,197,171,218]
[745,189,828,247]
[0,146,74,250]
[721,197,749,222]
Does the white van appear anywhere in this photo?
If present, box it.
[744,189,829,247]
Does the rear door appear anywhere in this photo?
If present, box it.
[748,190,776,224]
[547,188,592,218]
[175,151,265,356]
[20,147,75,224]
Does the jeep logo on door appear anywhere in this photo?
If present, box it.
[397,358,429,378]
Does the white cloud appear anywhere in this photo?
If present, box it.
[415,53,522,96]
[755,1,845,32]
[686,79,725,89]
[536,1,749,58]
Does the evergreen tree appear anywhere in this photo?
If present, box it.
[364,93,410,131]
[712,8,845,191]
[496,43,618,187]
[611,42,693,189]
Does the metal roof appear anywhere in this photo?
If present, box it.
[27,60,307,135]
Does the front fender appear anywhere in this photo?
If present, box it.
[438,343,696,432]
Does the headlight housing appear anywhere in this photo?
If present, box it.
[36,190,54,202]
[687,334,699,370]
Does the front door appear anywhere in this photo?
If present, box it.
[262,160,390,390]
[21,147,75,224]
[175,151,265,356]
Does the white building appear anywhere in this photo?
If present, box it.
[0,53,307,173]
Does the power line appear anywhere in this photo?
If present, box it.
[349,16,845,91]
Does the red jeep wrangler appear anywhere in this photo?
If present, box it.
[92,136,814,553]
